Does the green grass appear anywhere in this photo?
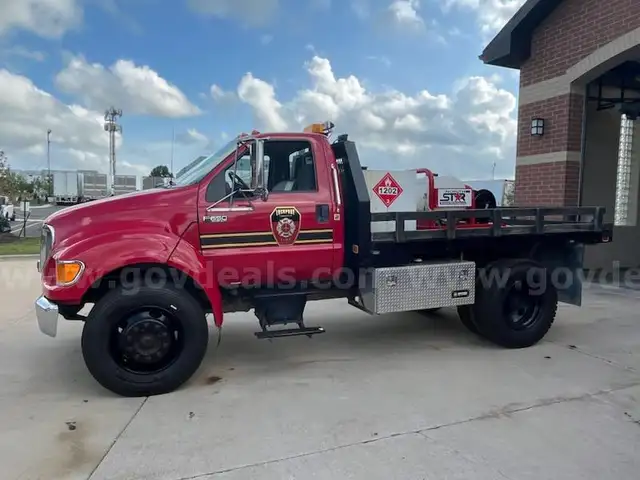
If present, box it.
[0,236,40,255]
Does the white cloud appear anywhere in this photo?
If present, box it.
[237,73,288,131]
[187,0,280,26]
[233,55,517,178]
[353,0,444,41]
[443,0,527,36]
[54,55,201,118]
[1,45,46,62]
[175,128,209,145]
[0,0,82,38]
[210,84,238,107]
[387,0,424,29]
[0,68,194,177]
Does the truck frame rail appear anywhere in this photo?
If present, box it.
[371,206,610,243]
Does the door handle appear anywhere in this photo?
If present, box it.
[316,204,329,223]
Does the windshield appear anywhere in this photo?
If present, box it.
[173,137,240,187]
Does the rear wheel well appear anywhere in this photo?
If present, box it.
[81,263,212,313]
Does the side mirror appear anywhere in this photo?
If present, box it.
[254,187,269,202]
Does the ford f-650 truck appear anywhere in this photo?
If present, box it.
[35,122,612,397]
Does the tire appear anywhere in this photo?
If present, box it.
[81,284,209,397]
[456,305,480,335]
[417,307,442,315]
[472,258,557,349]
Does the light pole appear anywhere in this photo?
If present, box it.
[47,129,52,197]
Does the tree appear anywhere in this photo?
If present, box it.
[149,165,172,177]
[0,151,16,197]
[0,152,46,200]
[32,175,52,198]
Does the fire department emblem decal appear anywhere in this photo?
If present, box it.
[270,206,301,245]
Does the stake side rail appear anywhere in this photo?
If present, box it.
[371,207,611,243]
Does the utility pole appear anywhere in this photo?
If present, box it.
[104,107,122,196]
[47,129,52,197]
[491,161,496,180]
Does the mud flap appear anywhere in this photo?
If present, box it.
[534,241,585,307]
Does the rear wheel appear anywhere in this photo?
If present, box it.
[472,258,557,348]
[417,307,441,315]
[456,305,480,335]
[81,284,209,397]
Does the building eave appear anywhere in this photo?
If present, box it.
[480,0,563,69]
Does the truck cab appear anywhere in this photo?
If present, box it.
[195,131,343,288]
[34,122,612,398]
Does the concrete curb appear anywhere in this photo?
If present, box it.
[0,254,39,261]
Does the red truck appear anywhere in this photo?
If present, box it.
[35,122,612,397]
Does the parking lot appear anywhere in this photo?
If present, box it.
[1,258,640,480]
[11,204,63,237]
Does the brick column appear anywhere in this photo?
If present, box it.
[515,92,584,206]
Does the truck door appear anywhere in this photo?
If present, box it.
[197,136,340,288]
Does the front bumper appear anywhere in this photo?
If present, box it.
[35,296,59,337]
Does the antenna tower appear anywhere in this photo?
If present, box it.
[104,107,123,195]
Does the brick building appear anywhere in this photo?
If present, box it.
[481,0,640,270]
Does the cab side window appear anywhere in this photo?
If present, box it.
[265,140,317,193]
[205,153,269,203]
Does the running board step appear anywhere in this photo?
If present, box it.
[255,327,325,339]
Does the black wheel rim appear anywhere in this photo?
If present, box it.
[503,277,543,331]
[109,306,184,374]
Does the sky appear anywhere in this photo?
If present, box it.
[0,0,527,181]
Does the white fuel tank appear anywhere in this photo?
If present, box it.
[362,169,424,234]
[433,176,469,189]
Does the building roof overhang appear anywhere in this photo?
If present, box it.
[480,0,563,69]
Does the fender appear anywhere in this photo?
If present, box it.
[168,233,224,327]
[43,231,181,303]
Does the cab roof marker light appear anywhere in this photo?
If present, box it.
[303,121,335,135]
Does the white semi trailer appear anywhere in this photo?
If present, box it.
[53,172,84,205]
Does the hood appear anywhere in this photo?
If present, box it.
[45,185,200,244]
[46,188,169,224]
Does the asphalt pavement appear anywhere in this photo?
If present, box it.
[11,204,65,237]
[1,260,640,480]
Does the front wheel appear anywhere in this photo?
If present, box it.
[81,285,209,397]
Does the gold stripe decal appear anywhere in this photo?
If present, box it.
[200,229,333,249]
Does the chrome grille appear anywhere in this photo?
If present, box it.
[39,225,53,272]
